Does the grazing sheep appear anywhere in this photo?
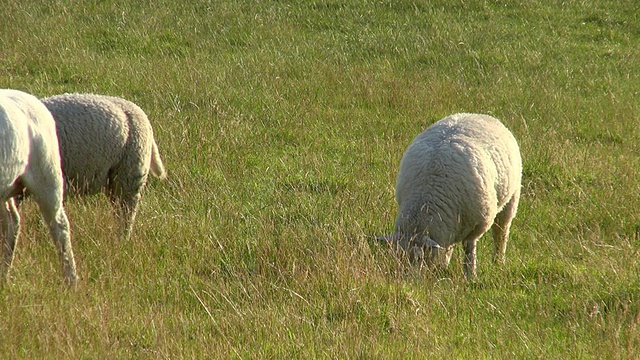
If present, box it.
[41,93,166,241]
[379,113,522,279]
[0,89,78,284]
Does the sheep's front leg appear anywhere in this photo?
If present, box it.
[462,223,492,280]
[426,245,454,269]
[463,238,477,280]
[1,199,21,281]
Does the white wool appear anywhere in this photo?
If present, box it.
[0,89,77,285]
[382,113,522,279]
[41,93,167,240]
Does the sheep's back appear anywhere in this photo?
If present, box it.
[394,113,521,245]
[448,113,521,206]
[42,94,129,195]
[422,113,521,205]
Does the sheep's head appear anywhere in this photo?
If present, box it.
[377,233,443,264]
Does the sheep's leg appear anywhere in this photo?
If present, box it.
[115,194,140,241]
[39,203,77,285]
[491,190,520,265]
[30,183,77,285]
[442,246,455,266]
[462,224,490,280]
[107,188,141,241]
[427,245,454,269]
[1,199,21,281]
[107,169,146,241]
[463,238,477,280]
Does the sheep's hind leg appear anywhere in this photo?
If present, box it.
[107,168,147,241]
[491,190,520,265]
[120,194,140,241]
[30,183,78,285]
[1,199,21,281]
[39,203,77,285]
[108,191,141,241]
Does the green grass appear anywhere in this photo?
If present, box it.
[1,0,640,358]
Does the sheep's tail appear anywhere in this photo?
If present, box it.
[150,139,167,180]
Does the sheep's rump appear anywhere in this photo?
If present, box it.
[394,113,522,246]
[41,93,156,196]
[0,96,30,197]
[0,90,62,198]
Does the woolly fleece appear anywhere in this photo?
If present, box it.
[0,89,77,284]
[388,113,522,278]
[42,93,166,240]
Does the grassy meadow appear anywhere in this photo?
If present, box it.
[1,0,640,358]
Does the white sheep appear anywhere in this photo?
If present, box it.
[0,89,78,284]
[41,93,167,241]
[379,113,522,279]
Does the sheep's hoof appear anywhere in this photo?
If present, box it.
[64,274,79,287]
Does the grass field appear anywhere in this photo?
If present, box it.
[1,0,640,358]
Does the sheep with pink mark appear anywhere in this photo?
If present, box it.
[0,89,78,285]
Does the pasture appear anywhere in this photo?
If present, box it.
[1,0,639,358]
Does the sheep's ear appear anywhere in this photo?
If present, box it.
[377,234,400,243]
[420,236,443,249]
